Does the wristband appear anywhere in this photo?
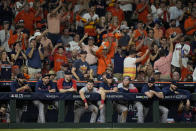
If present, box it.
[83,98,87,103]
[101,99,104,104]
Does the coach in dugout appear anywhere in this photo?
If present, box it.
[114,76,144,123]
[33,74,57,123]
[74,79,105,123]
[162,80,191,122]
[57,70,77,121]
[11,73,32,122]
[98,74,118,123]
[141,77,169,123]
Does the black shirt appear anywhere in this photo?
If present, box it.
[73,59,90,81]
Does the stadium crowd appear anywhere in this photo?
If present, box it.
[0,0,196,124]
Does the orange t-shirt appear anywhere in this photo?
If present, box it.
[165,27,182,38]
[108,7,124,23]
[134,29,147,40]
[184,17,196,35]
[100,41,117,58]
[136,41,149,65]
[136,3,149,23]
[15,9,35,35]
[96,49,113,75]
[23,73,30,80]
[8,33,27,50]
[181,67,192,81]
[53,53,68,72]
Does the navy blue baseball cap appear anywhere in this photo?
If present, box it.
[42,74,50,78]
[17,73,25,79]
[106,74,113,79]
[57,39,63,43]
[64,70,72,75]
[123,76,131,81]
[3,21,9,25]
[148,78,155,83]
[171,80,178,86]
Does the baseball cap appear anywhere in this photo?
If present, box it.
[88,36,94,41]
[170,19,176,22]
[155,20,161,25]
[48,70,56,75]
[18,19,24,24]
[57,39,63,43]
[108,33,114,37]
[106,74,113,79]
[120,25,129,30]
[154,70,161,75]
[42,74,50,78]
[29,36,36,43]
[170,80,178,86]
[61,63,69,67]
[34,32,42,37]
[3,21,9,25]
[17,73,25,79]
[123,76,131,81]
[64,70,72,75]
[148,78,155,83]
[80,50,87,54]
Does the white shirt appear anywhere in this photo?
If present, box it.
[15,1,23,16]
[124,57,136,68]
[119,0,132,12]
[0,30,12,52]
[123,57,137,80]
[193,67,196,82]
[69,41,83,51]
[118,83,135,89]
[73,4,82,13]
[171,43,190,68]
[82,13,99,22]
[151,5,158,21]
[168,6,183,27]
[80,86,98,93]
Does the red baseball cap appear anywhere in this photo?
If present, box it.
[108,33,114,37]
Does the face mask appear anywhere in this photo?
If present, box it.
[66,48,70,52]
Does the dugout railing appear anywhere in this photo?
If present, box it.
[0,81,196,128]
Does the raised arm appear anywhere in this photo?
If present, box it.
[136,39,144,51]
[78,33,88,48]
[27,47,35,59]
[38,45,44,60]
[136,49,149,63]
[169,37,174,54]
[50,0,62,16]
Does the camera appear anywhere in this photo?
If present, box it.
[171,32,177,38]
